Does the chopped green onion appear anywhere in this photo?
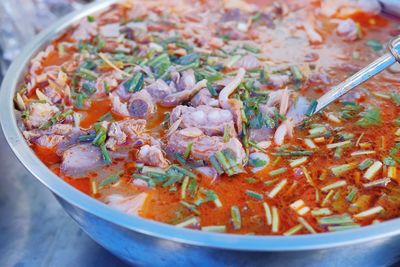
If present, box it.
[298,217,316,234]
[181,176,190,199]
[78,67,98,81]
[162,175,182,187]
[184,142,193,159]
[170,165,197,179]
[363,160,382,180]
[358,159,374,170]
[271,206,279,233]
[354,206,384,219]
[124,72,144,92]
[268,179,287,198]
[346,187,358,202]
[206,82,218,96]
[104,80,110,94]
[326,140,352,149]
[330,162,357,176]
[209,155,224,175]
[328,224,360,232]
[75,93,85,108]
[289,157,308,167]
[243,44,260,53]
[304,138,317,149]
[366,39,383,52]
[268,167,287,176]
[223,125,231,143]
[351,150,376,156]
[357,107,381,127]
[321,190,334,207]
[231,206,242,230]
[301,166,315,186]
[363,177,391,188]
[263,202,272,226]
[100,171,123,187]
[318,214,353,225]
[311,208,332,216]
[201,225,226,233]
[290,66,303,83]
[175,216,199,228]
[180,201,200,215]
[283,224,303,236]
[305,100,318,117]
[98,112,112,122]
[334,147,343,159]
[91,179,98,194]
[100,144,112,165]
[87,15,95,22]
[225,55,241,68]
[321,180,347,192]
[308,126,327,137]
[245,190,264,200]
[271,150,313,157]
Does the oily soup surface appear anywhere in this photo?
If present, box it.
[16,0,400,235]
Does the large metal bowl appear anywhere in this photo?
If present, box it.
[1,1,400,266]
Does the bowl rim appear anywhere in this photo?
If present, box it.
[2,0,400,252]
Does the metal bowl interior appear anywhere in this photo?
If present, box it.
[2,0,400,254]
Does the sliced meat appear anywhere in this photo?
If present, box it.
[118,118,147,139]
[167,127,245,164]
[105,193,148,216]
[220,8,244,22]
[336,19,359,41]
[269,74,290,88]
[144,71,207,108]
[35,135,64,148]
[233,54,262,70]
[128,90,156,118]
[249,127,273,142]
[106,122,127,151]
[110,93,129,116]
[145,79,173,102]
[273,96,309,145]
[26,103,59,129]
[137,145,169,168]
[170,69,196,92]
[43,87,62,104]
[160,79,207,107]
[190,88,219,107]
[99,23,120,38]
[170,105,237,136]
[301,19,323,44]
[61,144,104,177]
[95,72,118,96]
[274,119,294,146]
[219,68,245,133]
[23,124,74,141]
[71,18,98,41]
[286,96,310,124]
[106,118,150,150]
[357,0,381,14]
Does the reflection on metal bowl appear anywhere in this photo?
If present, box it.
[1,1,400,266]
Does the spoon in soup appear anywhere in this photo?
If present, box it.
[307,35,400,117]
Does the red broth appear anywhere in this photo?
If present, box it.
[18,0,400,235]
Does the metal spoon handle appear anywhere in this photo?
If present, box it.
[314,36,400,114]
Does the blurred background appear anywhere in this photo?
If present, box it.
[0,0,91,77]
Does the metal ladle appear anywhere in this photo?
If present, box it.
[311,36,400,115]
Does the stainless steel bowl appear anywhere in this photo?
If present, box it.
[1,1,400,266]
